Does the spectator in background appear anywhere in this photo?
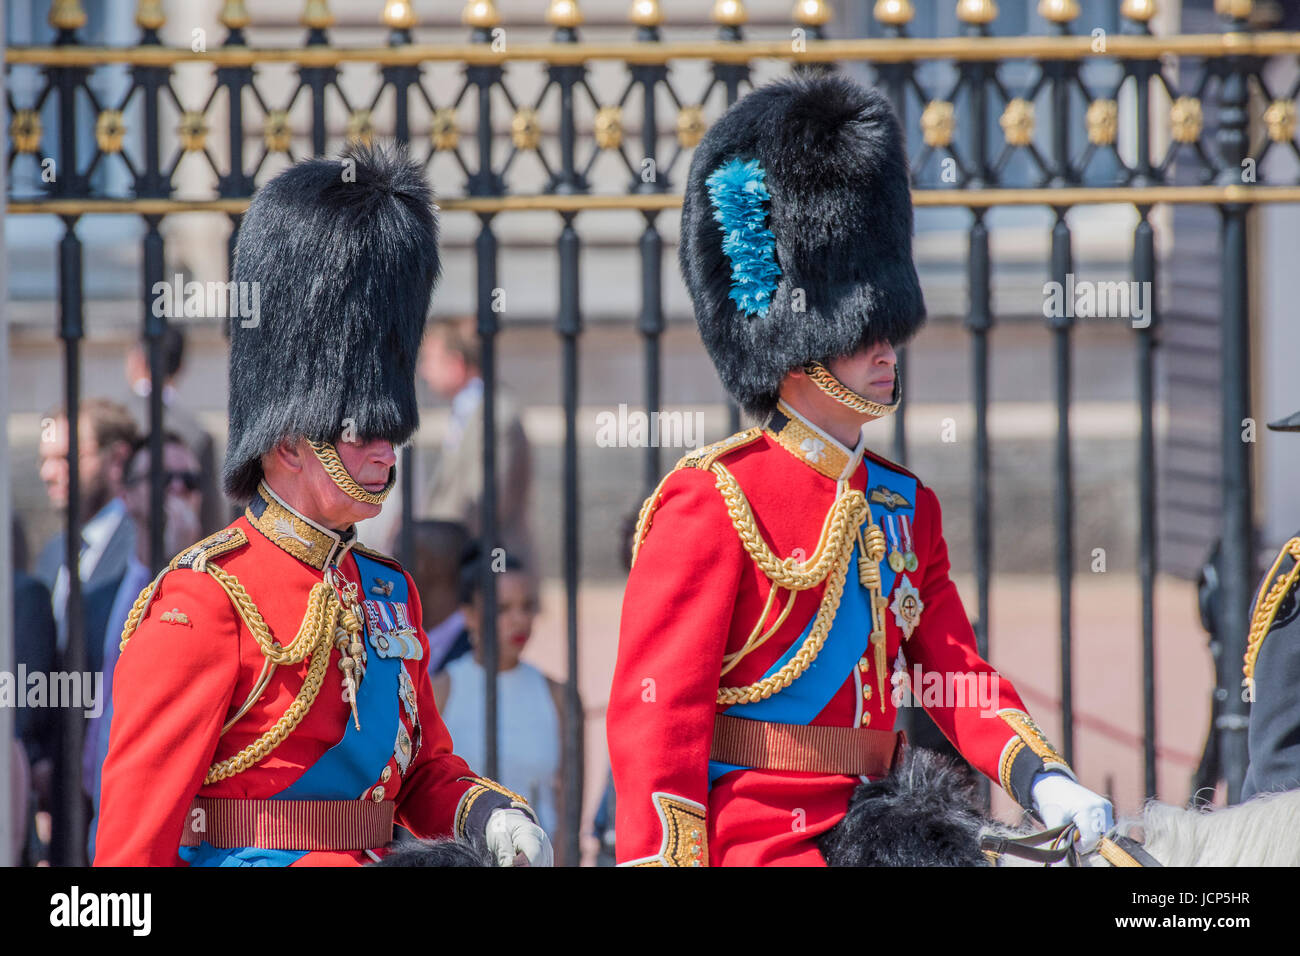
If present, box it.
[85,431,203,859]
[410,519,472,674]
[419,318,533,568]
[124,326,223,535]
[432,547,579,863]
[35,399,138,673]
[10,518,57,865]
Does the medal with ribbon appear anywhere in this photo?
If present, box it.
[884,516,906,573]
[899,514,918,572]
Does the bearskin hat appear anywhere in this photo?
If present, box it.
[222,141,439,502]
[679,73,925,419]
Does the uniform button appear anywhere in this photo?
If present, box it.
[860,712,871,727]
[371,786,386,802]
[380,765,392,783]
[690,830,700,840]
[858,657,869,673]
[862,683,872,700]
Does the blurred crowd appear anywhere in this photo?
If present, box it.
[8,317,600,866]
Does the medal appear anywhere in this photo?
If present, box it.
[885,516,906,573]
[900,515,918,572]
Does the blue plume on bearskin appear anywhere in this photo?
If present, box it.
[679,72,925,419]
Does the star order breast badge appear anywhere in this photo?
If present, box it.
[889,575,924,641]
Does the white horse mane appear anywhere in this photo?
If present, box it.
[1131,788,1300,867]
[987,788,1300,867]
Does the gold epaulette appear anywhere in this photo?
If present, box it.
[119,528,251,652]
[630,427,764,568]
[170,527,250,572]
[1245,537,1300,689]
[674,426,764,471]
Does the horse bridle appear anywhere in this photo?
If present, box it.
[979,823,1164,867]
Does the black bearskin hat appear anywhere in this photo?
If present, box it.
[222,141,439,501]
[679,73,925,419]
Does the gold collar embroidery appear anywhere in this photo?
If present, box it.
[764,400,864,481]
[245,481,355,570]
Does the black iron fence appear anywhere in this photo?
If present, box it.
[6,0,1299,865]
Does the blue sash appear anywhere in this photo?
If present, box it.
[182,552,410,866]
[709,458,918,787]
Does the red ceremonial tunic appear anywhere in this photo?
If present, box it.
[95,483,515,866]
[607,402,1072,866]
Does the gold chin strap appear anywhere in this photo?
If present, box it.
[804,361,902,418]
[307,439,397,506]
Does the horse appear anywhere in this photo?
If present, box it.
[819,747,1300,867]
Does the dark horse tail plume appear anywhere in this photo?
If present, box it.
[819,747,991,866]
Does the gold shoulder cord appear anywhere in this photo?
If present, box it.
[630,428,891,707]
[1244,537,1300,692]
[117,557,342,786]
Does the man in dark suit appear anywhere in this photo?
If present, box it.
[36,398,139,658]
[34,398,137,863]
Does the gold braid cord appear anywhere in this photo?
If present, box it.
[804,362,900,418]
[307,439,396,505]
[713,462,871,706]
[203,563,340,784]
[1244,537,1300,688]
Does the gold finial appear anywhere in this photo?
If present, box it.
[1085,99,1118,146]
[10,110,42,154]
[178,111,209,153]
[1000,98,1035,147]
[49,0,87,30]
[872,0,915,26]
[1264,100,1297,143]
[302,0,335,29]
[382,0,417,29]
[220,0,251,30]
[956,0,998,25]
[712,0,748,27]
[1214,0,1252,17]
[793,0,832,26]
[676,105,706,148]
[547,0,583,28]
[463,0,501,27]
[920,101,956,148]
[430,108,459,151]
[347,109,374,147]
[629,0,664,27]
[594,106,623,150]
[136,0,165,29]
[511,108,541,150]
[1037,0,1079,22]
[1120,0,1156,21]
[1169,97,1203,143]
[264,110,291,152]
[96,110,127,154]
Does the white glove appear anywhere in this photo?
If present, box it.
[484,808,553,867]
[1031,771,1113,853]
